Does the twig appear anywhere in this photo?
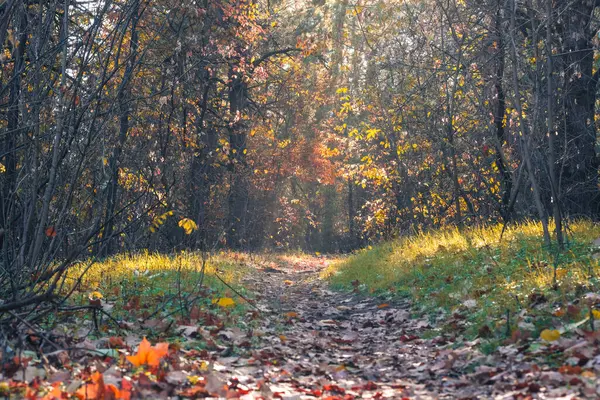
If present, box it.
[212,272,262,313]
[57,305,122,333]
[7,311,61,352]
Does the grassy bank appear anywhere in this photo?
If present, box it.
[57,251,253,335]
[323,220,600,341]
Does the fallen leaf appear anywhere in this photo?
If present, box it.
[212,297,236,307]
[126,337,169,367]
[540,329,560,342]
[76,371,104,400]
[45,226,57,238]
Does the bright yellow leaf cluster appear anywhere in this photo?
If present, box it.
[540,329,560,341]
[212,297,236,307]
[178,218,198,235]
[150,210,174,233]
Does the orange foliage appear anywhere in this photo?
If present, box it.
[126,337,169,367]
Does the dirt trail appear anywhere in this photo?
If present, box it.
[236,261,492,399]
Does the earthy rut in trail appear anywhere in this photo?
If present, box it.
[235,262,489,399]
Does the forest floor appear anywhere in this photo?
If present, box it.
[234,258,598,399]
[4,240,600,399]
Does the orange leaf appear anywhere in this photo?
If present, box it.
[126,337,169,367]
[147,342,169,367]
[285,311,298,318]
[553,308,566,317]
[76,371,105,400]
[45,226,57,238]
[377,303,389,309]
[40,382,63,400]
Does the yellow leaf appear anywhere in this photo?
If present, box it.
[178,218,198,235]
[283,280,294,285]
[592,309,600,319]
[212,297,236,307]
[540,329,560,342]
[279,334,287,342]
[581,370,596,378]
[89,291,103,300]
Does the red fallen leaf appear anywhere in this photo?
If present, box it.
[399,334,419,342]
[109,337,126,348]
[45,226,57,238]
[323,384,345,394]
[373,393,384,399]
[363,382,377,390]
[190,305,201,320]
[528,382,541,393]
[559,365,582,374]
[179,385,209,397]
[119,378,132,400]
[569,377,583,385]
[311,389,323,396]
[124,296,140,311]
[567,304,581,317]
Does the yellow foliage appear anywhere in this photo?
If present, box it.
[178,218,198,235]
[88,291,103,300]
[212,297,236,307]
[540,329,561,342]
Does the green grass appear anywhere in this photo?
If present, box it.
[56,251,255,338]
[323,220,600,339]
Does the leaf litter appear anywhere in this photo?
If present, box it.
[2,257,600,398]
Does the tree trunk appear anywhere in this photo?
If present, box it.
[557,0,599,218]
[227,73,249,249]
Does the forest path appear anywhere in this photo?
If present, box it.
[235,258,491,399]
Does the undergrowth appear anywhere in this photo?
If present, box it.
[323,220,600,341]
[52,251,255,339]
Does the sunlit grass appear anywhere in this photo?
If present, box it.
[61,251,253,324]
[323,220,600,338]
[69,250,247,292]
